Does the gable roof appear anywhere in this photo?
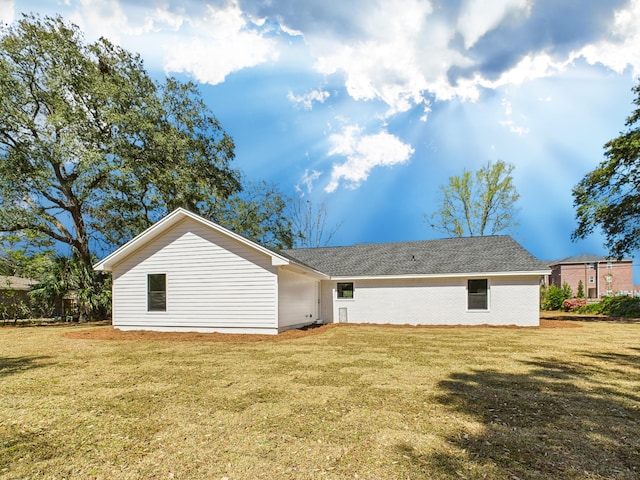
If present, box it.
[550,254,631,266]
[94,208,300,272]
[282,236,550,278]
[94,209,548,279]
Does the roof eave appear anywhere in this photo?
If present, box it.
[330,270,551,281]
[281,263,331,280]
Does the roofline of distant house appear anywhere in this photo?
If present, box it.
[550,258,632,266]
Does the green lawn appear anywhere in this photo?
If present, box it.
[1,320,639,479]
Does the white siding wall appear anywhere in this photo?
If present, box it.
[111,217,279,334]
[320,282,334,323]
[324,275,541,327]
[277,268,319,331]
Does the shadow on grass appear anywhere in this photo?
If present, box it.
[424,352,640,479]
[0,355,51,378]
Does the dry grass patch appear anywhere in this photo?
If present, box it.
[1,320,639,479]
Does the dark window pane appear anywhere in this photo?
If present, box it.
[148,291,166,311]
[148,274,166,311]
[468,279,488,310]
[148,274,166,293]
[337,282,353,299]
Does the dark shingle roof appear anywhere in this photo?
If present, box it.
[282,236,548,277]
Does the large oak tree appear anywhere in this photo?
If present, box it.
[572,81,640,258]
[0,15,292,316]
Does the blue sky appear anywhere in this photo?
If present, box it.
[4,0,640,283]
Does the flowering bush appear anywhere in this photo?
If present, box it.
[562,298,588,312]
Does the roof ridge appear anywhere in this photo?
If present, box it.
[286,235,515,252]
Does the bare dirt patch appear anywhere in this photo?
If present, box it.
[62,322,340,342]
[62,318,580,343]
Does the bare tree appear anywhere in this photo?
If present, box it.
[291,197,343,248]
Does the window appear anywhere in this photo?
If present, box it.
[468,279,488,310]
[337,282,354,299]
[589,276,595,283]
[147,274,166,312]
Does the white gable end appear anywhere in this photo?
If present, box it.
[110,217,280,334]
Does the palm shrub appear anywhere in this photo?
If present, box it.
[30,255,111,320]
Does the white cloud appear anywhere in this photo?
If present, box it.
[499,119,530,136]
[0,0,14,24]
[499,94,529,135]
[457,0,530,49]
[486,53,571,88]
[164,2,278,85]
[325,125,414,193]
[296,169,323,195]
[575,0,640,76]
[264,0,636,120]
[287,88,330,110]
[311,0,455,116]
[299,0,502,116]
[68,0,278,85]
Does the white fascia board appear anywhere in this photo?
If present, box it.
[93,207,291,271]
[93,208,186,271]
[329,270,551,281]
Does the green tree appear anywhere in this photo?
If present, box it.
[0,15,292,315]
[202,178,294,249]
[576,279,585,299]
[572,80,640,258]
[0,232,54,278]
[428,160,520,237]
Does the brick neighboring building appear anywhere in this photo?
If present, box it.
[548,255,636,299]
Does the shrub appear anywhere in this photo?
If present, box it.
[573,296,640,318]
[574,302,602,315]
[543,285,568,310]
[599,296,640,318]
[562,298,588,312]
